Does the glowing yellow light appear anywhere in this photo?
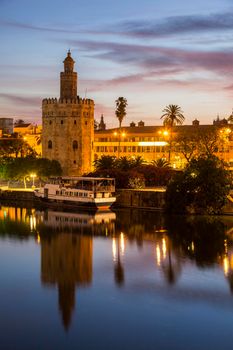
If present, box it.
[191,241,195,252]
[162,238,166,258]
[120,232,125,255]
[112,238,117,262]
[114,132,118,136]
[30,173,36,188]
[138,141,168,147]
[156,245,161,266]
[224,239,228,254]
[37,234,41,244]
[163,130,169,136]
[223,256,229,276]
[121,132,126,137]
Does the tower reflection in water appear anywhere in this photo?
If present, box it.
[39,209,116,330]
[41,234,92,330]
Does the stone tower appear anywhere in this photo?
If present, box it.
[42,51,94,176]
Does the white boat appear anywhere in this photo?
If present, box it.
[34,177,116,210]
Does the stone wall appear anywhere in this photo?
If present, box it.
[42,98,94,176]
[116,189,165,210]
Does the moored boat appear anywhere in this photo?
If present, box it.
[34,177,116,210]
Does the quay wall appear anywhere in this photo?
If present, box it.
[115,189,165,210]
[1,189,233,214]
[0,190,35,201]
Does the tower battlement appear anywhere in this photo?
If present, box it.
[42,97,94,106]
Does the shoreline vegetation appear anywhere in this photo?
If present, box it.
[0,153,232,215]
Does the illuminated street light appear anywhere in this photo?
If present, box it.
[113,130,126,157]
[30,173,36,188]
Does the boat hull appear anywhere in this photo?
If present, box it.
[34,195,116,211]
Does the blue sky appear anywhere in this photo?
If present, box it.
[1,0,233,127]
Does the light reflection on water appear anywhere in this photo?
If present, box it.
[1,206,233,349]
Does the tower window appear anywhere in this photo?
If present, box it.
[73,140,78,150]
[73,160,76,164]
[74,120,76,125]
[48,140,52,149]
[49,120,52,125]
[85,121,88,126]
[61,120,63,124]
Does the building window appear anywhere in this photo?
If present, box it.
[61,120,63,124]
[49,120,52,125]
[85,121,88,125]
[73,160,76,164]
[74,120,76,125]
[48,140,52,149]
[73,140,78,150]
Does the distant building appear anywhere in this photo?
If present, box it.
[94,120,233,169]
[98,114,106,130]
[0,118,13,135]
[14,123,42,156]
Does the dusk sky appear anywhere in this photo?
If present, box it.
[1,0,233,127]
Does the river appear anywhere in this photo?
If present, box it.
[0,205,233,349]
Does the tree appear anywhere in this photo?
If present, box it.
[196,126,220,156]
[116,156,133,171]
[94,155,117,170]
[0,158,62,186]
[115,97,127,128]
[165,155,232,215]
[161,105,185,128]
[175,130,198,163]
[151,158,171,168]
[14,119,26,126]
[0,138,36,158]
[161,105,185,162]
[131,156,144,168]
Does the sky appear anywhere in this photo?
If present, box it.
[1,0,233,127]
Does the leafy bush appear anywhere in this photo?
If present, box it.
[165,155,232,214]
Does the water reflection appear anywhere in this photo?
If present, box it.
[2,205,233,332]
[41,234,92,330]
[112,233,126,287]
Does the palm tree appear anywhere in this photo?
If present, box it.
[161,104,185,127]
[161,105,185,162]
[151,158,171,168]
[94,155,116,170]
[115,97,127,128]
[131,156,144,168]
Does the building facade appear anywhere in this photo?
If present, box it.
[94,120,233,169]
[42,51,94,176]
[0,118,13,135]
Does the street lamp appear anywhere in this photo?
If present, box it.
[30,173,36,189]
[113,130,126,158]
[158,129,170,161]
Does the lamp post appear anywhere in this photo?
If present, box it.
[114,130,126,158]
[30,173,36,189]
[158,129,170,161]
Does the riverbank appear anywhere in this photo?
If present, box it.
[0,187,233,214]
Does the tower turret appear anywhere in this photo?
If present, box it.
[60,50,77,99]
